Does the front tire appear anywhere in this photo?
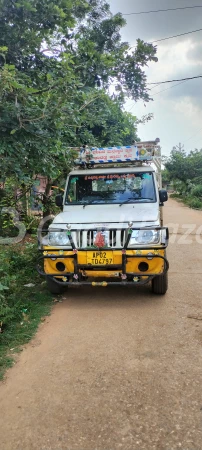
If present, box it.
[46,277,66,295]
[152,272,168,295]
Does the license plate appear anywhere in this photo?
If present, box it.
[87,251,114,266]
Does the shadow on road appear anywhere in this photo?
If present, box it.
[59,284,166,310]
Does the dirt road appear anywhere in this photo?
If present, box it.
[1,199,202,450]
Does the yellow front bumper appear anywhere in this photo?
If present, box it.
[42,248,166,279]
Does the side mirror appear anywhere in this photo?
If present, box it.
[159,189,168,204]
[55,194,63,208]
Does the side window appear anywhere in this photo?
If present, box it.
[68,178,78,203]
[142,174,155,200]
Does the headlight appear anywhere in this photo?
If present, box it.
[129,229,160,246]
[48,231,70,246]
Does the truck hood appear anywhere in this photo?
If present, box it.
[51,203,160,229]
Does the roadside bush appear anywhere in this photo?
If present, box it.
[190,184,202,198]
[172,180,188,196]
[0,244,38,324]
[0,177,42,237]
[170,193,181,199]
[169,192,202,209]
[21,215,41,235]
[186,197,202,210]
[0,243,53,378]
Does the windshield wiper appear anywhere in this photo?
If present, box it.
[120,197,153,206]
[137,197,153,201]
[82,200,102,208]
[119,198,136,206]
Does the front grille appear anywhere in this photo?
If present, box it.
[71,230,128,249]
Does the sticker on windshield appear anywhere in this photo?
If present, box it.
[142,174,151,180]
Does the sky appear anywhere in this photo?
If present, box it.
[109,0,202,156]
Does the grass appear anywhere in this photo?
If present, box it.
[0,241,53,380]
[170,193,202,210]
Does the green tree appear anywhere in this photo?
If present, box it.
[165,147,202,200]
[0,0,158,217]
[165,148,202,184]
[76,94,139,146]
[165,147,189,184]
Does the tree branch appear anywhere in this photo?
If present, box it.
[79,95,100,111]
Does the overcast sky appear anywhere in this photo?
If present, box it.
[109,0,202,156]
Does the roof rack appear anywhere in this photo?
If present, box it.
[73,139,161,167]
[70,139,162,187]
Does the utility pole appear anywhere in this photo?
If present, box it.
[172,143,184,153]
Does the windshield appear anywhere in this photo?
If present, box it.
[65,172,156,205]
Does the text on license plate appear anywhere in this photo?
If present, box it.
[87,251,114,265]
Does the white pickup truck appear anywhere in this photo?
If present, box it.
[38,140,169,295]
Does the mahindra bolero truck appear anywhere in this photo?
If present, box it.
[37,140,169,295]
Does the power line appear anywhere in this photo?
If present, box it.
[122,6,202,16]
[129,27,202,49]
[151,81,188,96]
[124,77,202,111]
[151,27,202,43]
[184,128,202,144]
[127,80,188,111]
[148,75,202,85]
